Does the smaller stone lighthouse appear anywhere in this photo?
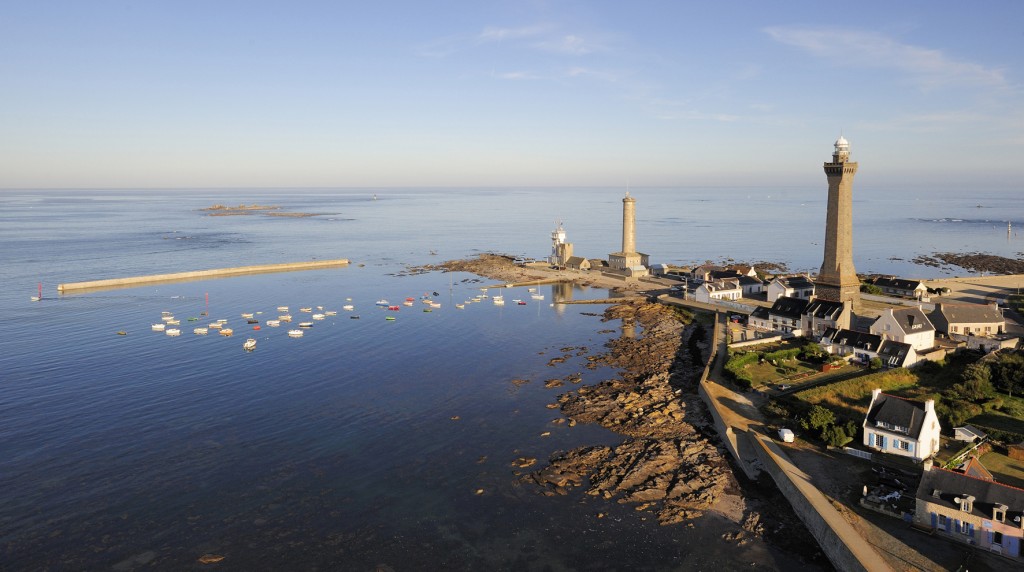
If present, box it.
[608,191,649,278]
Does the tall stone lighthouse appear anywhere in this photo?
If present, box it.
[608,191,649,278]
[816,136,860,310]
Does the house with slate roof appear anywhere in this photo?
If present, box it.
[767,275,815,302]
[801,299,850,339]
[870,307,935,353]
[737,275,765,296]
[862,388,940,462]
[820,328,882,363]
[871,276,928,300]
[694,279,742,303]
[877,339,917,368]
[565,256,591,271]
[915,465,1024,561]
[749,296,808,334]
[929,303,1005,337]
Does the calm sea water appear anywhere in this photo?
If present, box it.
[0,186,1020,570]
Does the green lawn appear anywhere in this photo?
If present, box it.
[979,451,1024,490]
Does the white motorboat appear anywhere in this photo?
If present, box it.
[152,323,166,331]
[288,329,304,338]
[193,327,208,335]
[266,320,281,327]
[243,338,257,351]
[165,328,181,336]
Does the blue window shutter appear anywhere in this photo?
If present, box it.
[968,523,974,537]
[908,441,914,453]
[881,435,888,449]
[953,519,959,534]
[931,513,937,528]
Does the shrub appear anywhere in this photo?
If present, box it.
[800,405,835,432]
[822,424,853,448]
[869,357,883,370]
[861,284,882,295]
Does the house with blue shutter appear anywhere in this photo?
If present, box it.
[914,465,1024,562]
[862,388,941,462]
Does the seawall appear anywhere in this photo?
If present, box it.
[57,259,350,293]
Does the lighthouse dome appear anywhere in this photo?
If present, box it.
[835,135,849,148]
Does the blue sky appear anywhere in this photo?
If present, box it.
[2,1,1021,189]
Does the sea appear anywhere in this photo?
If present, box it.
[1,186,1021,571]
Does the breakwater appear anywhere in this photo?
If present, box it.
[57,259,350,293]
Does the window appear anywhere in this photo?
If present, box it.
[958,521,973,537]
[952,326,958,333]
[994,531,1003,545]
[898,440,911,451]
[938,514,948,531]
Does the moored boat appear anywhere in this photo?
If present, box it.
[300,307,312,313]
[325,310,337,316]
[165,328,181,336]
[277,306,289,312]
[388,305,400,311]
[375,299,389,306]
[312,313,326,320]
[298,322,314,328]
[193,327,208,335]
[266,319,281,327]
[208,322,223,329]
[278,314,292,322]
[243,338,256,351]
[287,329,304,338]
[152,323,166,331]
[342,305,354,311]
[220,328,234,336]
[241,313,254,318]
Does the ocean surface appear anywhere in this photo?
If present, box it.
[1,186,1021,571]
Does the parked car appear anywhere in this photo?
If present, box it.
[777,384,791,391]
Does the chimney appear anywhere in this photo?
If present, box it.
[871,388,882,401]
[907,313,915,328]
[925,399,935,414]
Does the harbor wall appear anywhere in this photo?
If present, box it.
[57,259,350,293]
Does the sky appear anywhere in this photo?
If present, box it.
[1,1,1022,189]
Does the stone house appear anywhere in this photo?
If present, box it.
[749,296,808,334]
[870,307,935,353]
[871,276,928,300]
[929,303,1005,337]
[801,299,850,339]
[694,279,742,303]
[862,388,941,462]
[914,465,1024,562]
[767,275,815,303]
[565,256,591,271]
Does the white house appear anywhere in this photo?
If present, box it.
[871,277,928,300]
[738,275,765,296]
[928,303,1005,337]
[767,275,815,302]
[870,307,935,353]
[862,388,941,462]
[694,279,742,303]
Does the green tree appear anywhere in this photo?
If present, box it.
[869,357,883,370]
[822,424,853,448]
[800,405,835,432]
[991,352,1024,397]
[861,283,882,295]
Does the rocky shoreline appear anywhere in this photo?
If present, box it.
[519,301,737,525]
[913,251,1024,274]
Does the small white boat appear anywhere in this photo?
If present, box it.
[299,307,313,313]
[456,304,465,309]
[165,328,181,336]
[531,294,544,300]
[277,306,289,312]
[241,313,254,318]
[243,338,257,351]
[220,328,234,336]
[193,327,208,335]
[312,313,325,320]
[161,315,176,322]
[429,303,441,308]
[165,319,180,325]
[375,299,389,306]
[325,311,337,316]
[298,322,314,328]
[151,323,166,331]
[208,322,223,329]
[317,305,324,311]
[161,311,173,316]
[266,319,281,327]
[402,301,414,307]
[288,329,304,338]
[342,305,354,311]
[279,314,292,322]
[528,288,537,293]
[217,319,228,323]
